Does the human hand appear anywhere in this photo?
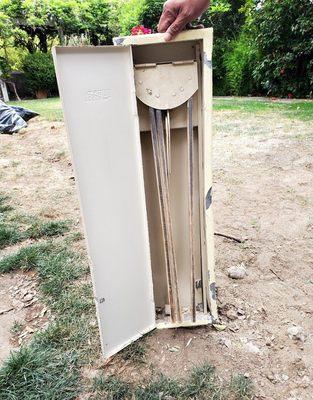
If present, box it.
[158,0,210,41]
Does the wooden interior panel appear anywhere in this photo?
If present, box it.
[140,121,203,310]
[135,38,206,320]
[132,41,197,64]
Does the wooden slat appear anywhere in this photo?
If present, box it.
[187,97,196,323]
[165,110,171,177]
[149,107,176,321]
[155,110,182,323]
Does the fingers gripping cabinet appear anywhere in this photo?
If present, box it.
[53,28,217,359]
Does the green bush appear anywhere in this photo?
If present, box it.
[140,0,163,31]
[0,56,10,79]
[212,38,232,95]
[252,0,313,98]
[21,52,57,96]
[109,0,147,37]
[201,0,247,95]
[224,33,260,95]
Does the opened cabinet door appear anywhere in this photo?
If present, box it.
[53,46,156,359]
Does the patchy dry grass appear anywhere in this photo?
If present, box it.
[0,196,96,399]
[0,210,70,251]
[0,344,80,400]
[120,339,147,365]
[91,364,253,400]
[0,193,253,400]
[0,195,13,214]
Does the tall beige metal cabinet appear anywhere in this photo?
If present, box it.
[53,28,217,359]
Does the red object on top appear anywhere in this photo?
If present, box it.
[131,25,152,35]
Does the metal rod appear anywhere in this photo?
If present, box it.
[156,109,182,323]
[196,43,208,315]
[149,107,176,322]
[165,110,171,177]
[187,97,196,322]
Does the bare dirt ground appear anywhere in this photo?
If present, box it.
[0,106,312,399]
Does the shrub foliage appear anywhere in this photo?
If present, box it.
[21,52,57,94]
[252,0,313,97]
[0,0,312,98]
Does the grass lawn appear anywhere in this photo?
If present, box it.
[8,98,64,121]
[213,97,313,121]
[8,96,313,122]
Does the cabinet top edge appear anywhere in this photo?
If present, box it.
[114,28,213,46]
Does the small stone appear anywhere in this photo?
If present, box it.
[245,342,261,354]
[226,309,238,320]
[39,308,47,318]
[301,376,310,388]
[229,324,240,332]
[213,323,227,331]
[287,326,305,342]
[281,374,289,381]
[23,293,34,302]
[228,263,247,280]
[220,338,231,348]
[164,304,171,316]
[0,307,14,315]
[266,373,278,384]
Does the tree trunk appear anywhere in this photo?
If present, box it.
[90,32,99,46]
[36,28,48,53]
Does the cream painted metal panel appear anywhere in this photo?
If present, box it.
[53,46,156,359]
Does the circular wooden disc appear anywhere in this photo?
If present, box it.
[134,62,198,110]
